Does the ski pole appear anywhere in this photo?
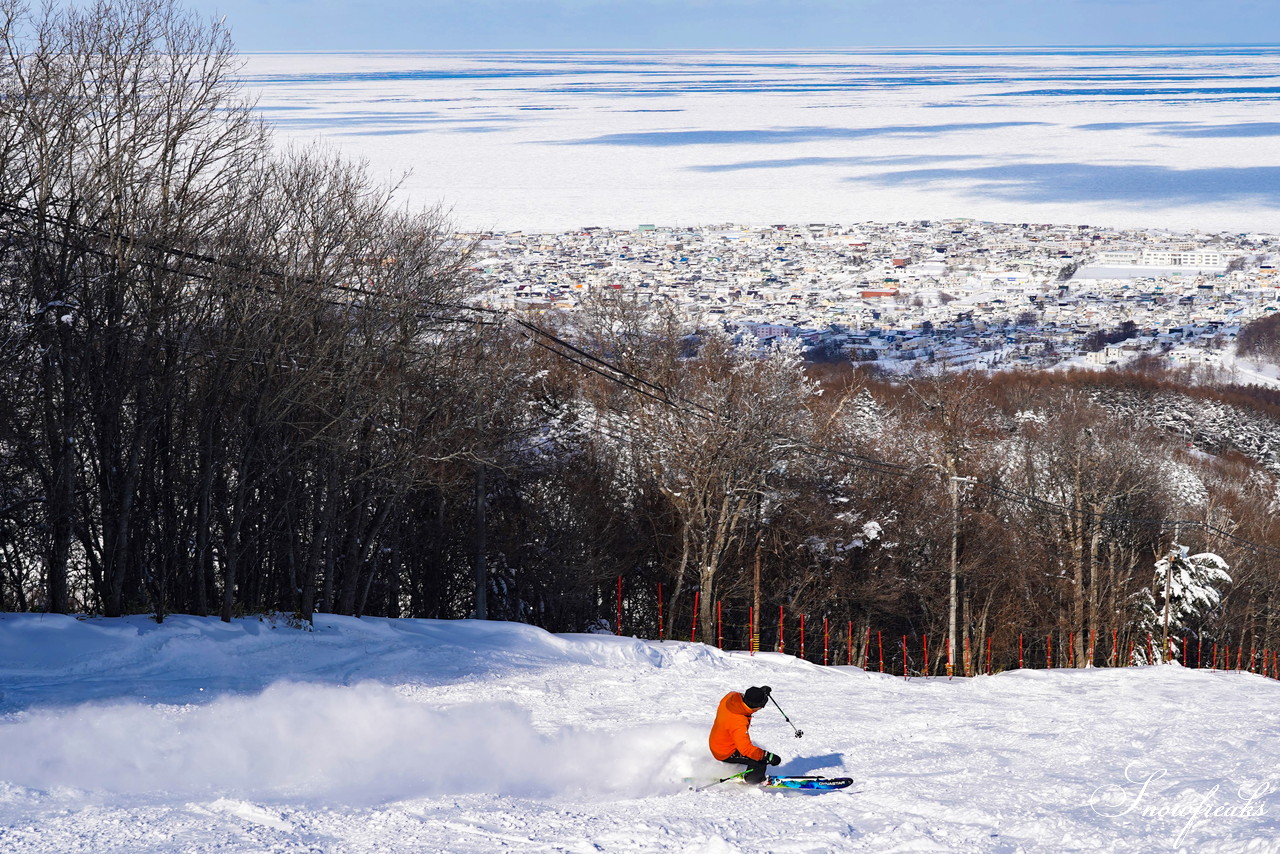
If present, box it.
[693,770,749,791]
[769,695,804,738]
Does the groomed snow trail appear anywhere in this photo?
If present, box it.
[1,614,1278,852]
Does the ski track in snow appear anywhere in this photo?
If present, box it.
[2,614,1279,852]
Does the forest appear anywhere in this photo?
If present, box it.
[3,0,1279,675]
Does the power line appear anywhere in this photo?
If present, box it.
[4,199,1278,560]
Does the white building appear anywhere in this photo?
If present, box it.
[1095,248,1227,268]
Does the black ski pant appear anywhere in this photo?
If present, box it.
[721,751,768,784]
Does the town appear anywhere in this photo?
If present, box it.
[468,219,1279,374]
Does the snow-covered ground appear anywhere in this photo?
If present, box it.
[238,48,1280,234]
[2,614,1278,852]
[1219,349,1280,388]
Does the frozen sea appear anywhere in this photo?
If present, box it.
[239,47,1280,233]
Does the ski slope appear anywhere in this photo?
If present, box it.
[1,613,1277,852]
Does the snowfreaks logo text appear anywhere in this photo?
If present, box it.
[1089,763,1273,846]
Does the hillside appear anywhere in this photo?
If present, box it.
[2,614,1278,853]
[1088,380,1280,475]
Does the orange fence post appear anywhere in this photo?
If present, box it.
[923,634,929,677]
[691,592,699,643]
[616,576,623,636]
[716,600,723,649]
[1068,631,1074,668]
[1047,634,1052,669]
[902,635,908,679]
[778,606,785,654]
[847,621,853,666]
[986,636,992,675]
[823,617,829,666]
[748,606,754,656]
[878,630,884,673]
[800,614,806,661]
[657,583,664,640]
[1019,633,1024,669]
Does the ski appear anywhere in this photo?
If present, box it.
[764,775,854,791]
[685,774,854,792]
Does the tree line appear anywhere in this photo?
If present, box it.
[1236,311,1280,365]
[2,0,1279,671]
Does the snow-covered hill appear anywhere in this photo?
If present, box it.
[1088,382,1280,475]
[2,614,1278,852]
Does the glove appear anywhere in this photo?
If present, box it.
[764,751,782,767]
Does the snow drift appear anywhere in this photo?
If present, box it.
[0,683,699,802]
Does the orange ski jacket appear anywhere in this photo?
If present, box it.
[708,691,765,761]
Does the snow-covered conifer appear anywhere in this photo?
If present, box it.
[848,388,884,440]
[1130,544,1230,664]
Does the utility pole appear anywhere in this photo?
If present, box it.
[948,464,958,677]
[948,465,976,678]
[1162,525,1180,662]
[1161,554,1173,662]
[753,534,762,654]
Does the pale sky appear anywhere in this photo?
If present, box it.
[187,0,1278,52]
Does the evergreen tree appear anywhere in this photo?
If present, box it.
[1131,544,1230,663]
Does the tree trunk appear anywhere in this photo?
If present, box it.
[41,314,76,614]
[1086,510,1102,667]
[473,464,487,620]
[103,440,142,617]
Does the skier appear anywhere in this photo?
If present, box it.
[708,685,781,784]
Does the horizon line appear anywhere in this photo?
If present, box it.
[238,43,1280,55]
